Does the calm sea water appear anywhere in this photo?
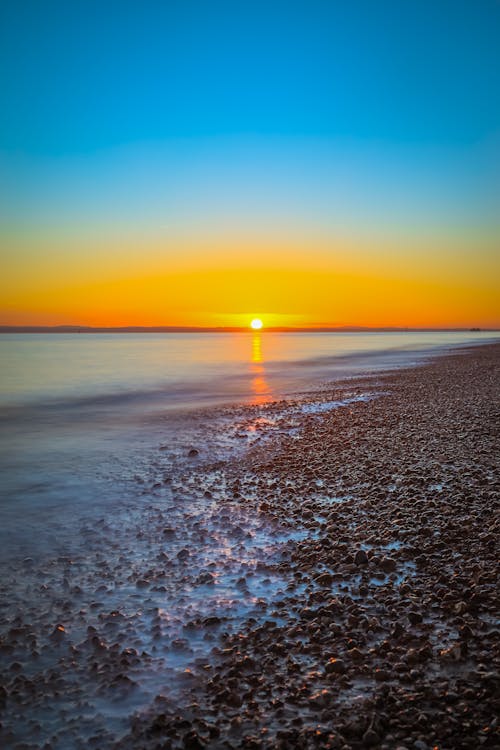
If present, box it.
[2,330,498,410]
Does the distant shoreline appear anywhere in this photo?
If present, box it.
[0,325,496,334]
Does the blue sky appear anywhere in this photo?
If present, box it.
[1,0,499,153]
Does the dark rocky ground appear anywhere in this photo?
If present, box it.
[119,344,499,750]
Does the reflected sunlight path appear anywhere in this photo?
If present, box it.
[250,332,272,404]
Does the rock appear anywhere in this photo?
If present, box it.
[309,690,330,708]
[379,556,397,572]
[354,550,369,565]
[325,658,347,675]
[171,638,189,651]
[183,730,206,749]
[363,728,380,746]
[196,572,215,585]
[348,647,364,661]
[111,673,135,689]
[408,610,423,625]
[459,624,473,639]
[439,644,461,662]
[392,621,404,638]
[203,616,222,627]
[188,448,199,457]
[50,624,66,639]
[315,572,334,586]
[405,648,419,665]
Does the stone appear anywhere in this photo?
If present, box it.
[196,572,215,585]
[354,550,369,565]
[379,556,397,572]
[325,658,347,675]
[184,731,206,749]
[315,572,334,586]
[363,728,380,746]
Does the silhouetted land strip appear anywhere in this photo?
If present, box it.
[0,326,495,334]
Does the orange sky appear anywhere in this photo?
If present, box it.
[2,228,499,328]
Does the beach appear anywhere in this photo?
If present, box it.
[0,342,499,749]
[3,0,500,746]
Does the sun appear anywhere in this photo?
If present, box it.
[250,318,263,330]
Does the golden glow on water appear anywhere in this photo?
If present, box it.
[252,334,263,364]
[250,332,272,404]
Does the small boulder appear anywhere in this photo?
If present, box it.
[315,572,334,586]
[379,556,397,573]
[325,657,347,675]
[354,549,369,565]
[196,571,215,585]
[363,729,380,746]
[408,610,423,625]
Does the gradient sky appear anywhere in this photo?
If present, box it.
[1,0,499,327]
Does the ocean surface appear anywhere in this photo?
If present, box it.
[0,330,499,745]
[3,330,499,408]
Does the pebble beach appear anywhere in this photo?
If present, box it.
[1,342,499,749]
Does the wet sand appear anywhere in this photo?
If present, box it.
[1,343,499,749]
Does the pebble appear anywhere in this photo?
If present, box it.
[379,556,397,572]
[325,658,347,675]
[354,549,369,565]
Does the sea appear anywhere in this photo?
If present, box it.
[0,330,498,745]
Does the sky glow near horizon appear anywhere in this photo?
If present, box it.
[1,0,499,327]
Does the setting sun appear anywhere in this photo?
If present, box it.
[250,318,263,330]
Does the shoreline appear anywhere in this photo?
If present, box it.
[123,342,500,749]
[0,343,499,749]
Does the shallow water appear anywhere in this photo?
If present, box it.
[0,465,311,745]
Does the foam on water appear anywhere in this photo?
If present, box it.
[0,460,313,745]
[300,394,374,413]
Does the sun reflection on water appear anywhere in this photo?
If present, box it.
[250,333,272,404]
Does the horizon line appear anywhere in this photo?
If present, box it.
[0,325,496,334]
